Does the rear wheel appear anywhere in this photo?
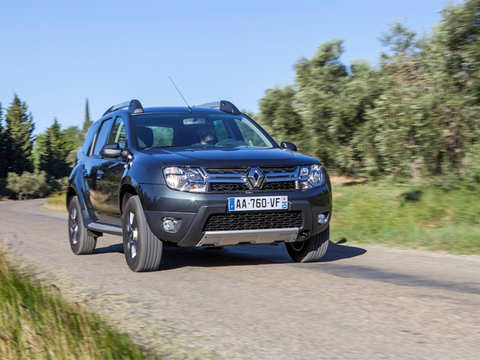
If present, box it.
[286,226,329,262]
[122,195,163,272]
[68,196,97,255]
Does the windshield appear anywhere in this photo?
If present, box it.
[133,113,275,150]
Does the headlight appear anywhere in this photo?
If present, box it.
[163,167,207,192]
[298,164,326,189]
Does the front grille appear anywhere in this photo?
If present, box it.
[203,211,303,231]
[262,181,296,191]
[209,181,296,193]
[205,167,298,175]
[210,182,249,192]
[261,166,297,173]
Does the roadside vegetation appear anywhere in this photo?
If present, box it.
[2,1,480,200]
[0,248,160,359]
[44,192,66,212]
[257,0,480,184]
[331,181,480,254]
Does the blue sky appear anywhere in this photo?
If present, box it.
[0,0,456,134]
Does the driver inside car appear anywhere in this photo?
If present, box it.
[197,127,217,146]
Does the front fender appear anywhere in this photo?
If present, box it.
[68,164,95,225]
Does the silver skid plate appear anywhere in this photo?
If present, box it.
[197,228,300,247]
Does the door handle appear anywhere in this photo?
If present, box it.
[96,170,104,180]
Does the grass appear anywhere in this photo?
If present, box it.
[331,181,480,254]
[43,192,66,212]
[0,249,160,360]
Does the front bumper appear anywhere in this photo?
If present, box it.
[139,183,332,247]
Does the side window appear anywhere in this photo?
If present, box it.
[108,117,127,149]
[213,119,229,142]
[136,125,173,148]
[92,118,113,156]
[81,122,99,155]
[234,118,268,147]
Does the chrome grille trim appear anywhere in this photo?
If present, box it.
[204,166,301,192]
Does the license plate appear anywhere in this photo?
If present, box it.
[228,196,288,211]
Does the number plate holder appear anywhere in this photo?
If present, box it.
[228,196,288,212]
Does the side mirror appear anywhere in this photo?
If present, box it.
[280,141,297,152]
[101,143,122,158]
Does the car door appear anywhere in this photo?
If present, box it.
[94,116,128,225]
[86,117,114,224]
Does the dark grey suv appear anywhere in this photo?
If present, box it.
[67,99,332,272]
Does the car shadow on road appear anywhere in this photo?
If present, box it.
[93,241,366,270]
[94,243,124,254]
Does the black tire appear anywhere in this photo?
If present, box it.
[122,195,163,272]
[285,226,330,263]
[68,196,97,255]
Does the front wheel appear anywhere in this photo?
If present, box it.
[122,195,163,272]
[286,226,330,262]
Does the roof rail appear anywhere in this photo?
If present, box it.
[103,99,144,116]
[196,100,240,115]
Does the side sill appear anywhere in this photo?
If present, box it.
[87,222,123,236]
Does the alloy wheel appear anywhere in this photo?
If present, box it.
[126,211,138,259]
[69,207,79,245]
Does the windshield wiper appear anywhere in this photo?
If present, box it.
[141,146,175,151]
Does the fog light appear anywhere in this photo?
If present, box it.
[162,217,181,233]
[317,213,328,225]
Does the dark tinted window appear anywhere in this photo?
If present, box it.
[92,118,113,156]
[108,117,127,149]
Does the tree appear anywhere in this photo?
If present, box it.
[258,86,303,147]
[5,95,35,174]
[35,118,71,179]
[0,103,7,179]
[62,125,83,168]
[82,98,92,135]
[294,40,348,166]
[334,61,382,175]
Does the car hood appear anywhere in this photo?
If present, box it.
[131,147,320,184]
[136,147,319,168]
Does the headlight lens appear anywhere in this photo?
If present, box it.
[163,167,207,192]
[299,164,326,189]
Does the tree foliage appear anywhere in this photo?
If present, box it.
[0,103,9,179]
[34,118,73,179]
[1,94,84,198]
[4,95,35,174]
[258,86,303,146]
[257,0,480,181]
[82,98,92,135]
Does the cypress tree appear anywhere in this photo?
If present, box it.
[82,98,92,135]
[5,95,35,174]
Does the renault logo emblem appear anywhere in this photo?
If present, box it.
[246,168,265,189]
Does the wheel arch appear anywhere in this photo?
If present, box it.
[120,184,138,215]
[66,186,77,209]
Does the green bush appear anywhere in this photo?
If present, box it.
[6,171,51,199]
[48,176,69,192]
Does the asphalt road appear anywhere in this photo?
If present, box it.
[1,199,479,360]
